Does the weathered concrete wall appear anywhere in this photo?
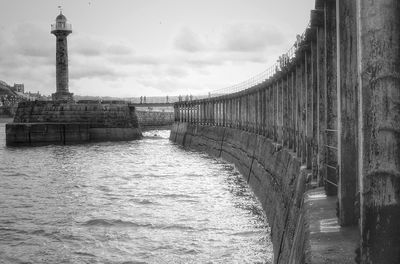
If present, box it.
[337,0,358,226]
[170,122,309,263]
[13,101,139,128]
[136,110,174,129]
[6,123,141,146]
[171,122,359,264]
[6,101,142,146]
[358,0,400,262]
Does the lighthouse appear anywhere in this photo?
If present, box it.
[51,10,73,101]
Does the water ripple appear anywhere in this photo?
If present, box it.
[0,125,273,263]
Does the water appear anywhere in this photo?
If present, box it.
[0,122,272,263]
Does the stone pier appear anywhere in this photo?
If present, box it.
[170,0,400,262]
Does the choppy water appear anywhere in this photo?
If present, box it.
[0,122,272,263]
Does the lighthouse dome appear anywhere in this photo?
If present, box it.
[51,11,72,33]
[56,13,67,21]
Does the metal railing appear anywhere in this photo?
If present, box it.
[51,23,72,32]
[209,23,310,97]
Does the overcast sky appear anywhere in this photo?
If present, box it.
[0,0,315,97]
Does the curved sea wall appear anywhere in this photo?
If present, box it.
[6,100,142,146]
[170,122,309,263]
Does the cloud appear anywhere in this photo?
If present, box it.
[109,54,161,66]
[70,66,119,80]
[174,27,205,53]
[12,23,53,59]
[221,23,285,52]
[106,44,133,56]
[0,23,56,94]
[170,23,283,69]
[165,66,188,78]
[71,37,133,57]
[0,21,284,98]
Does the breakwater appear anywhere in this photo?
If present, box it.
[168,0,400,262]
[170,123,359,263]
[6,100,142,146]
[170,123,307,263]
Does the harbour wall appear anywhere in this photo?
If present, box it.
[170,122,308,263]
[6,101,142,146]
[136,111,174,130]
[170,122,359,263]
[171,0,400,262]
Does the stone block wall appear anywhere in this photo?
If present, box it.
[136,111,174,128]
[13,101,139,128]
[170,122,309,263]
[6,101,142,146]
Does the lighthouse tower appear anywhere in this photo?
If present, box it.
[51,10,73,101]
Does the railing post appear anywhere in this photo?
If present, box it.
[257,89,261,134]
[314,7,326,188]
[180,104,183,123]
[298,58,304,160]
[189,102,192,123]
[212,100,214,125]
[198,102,201,125]
[182,103,185,122]
[305,48,312,169]
[238,96,242,129]
[311,28,319,184]
[184,102,187,122]
[281,78,285,145]
[289,71,294,150]
[177,104,181,122]
[222,99,225,127]
[245,94,248,131]
[281,79,284,144]
[283,75,287,146]
[173,104,177,122]
[298,60,304,158]
[264,86,268,137]
[268,84,272,139]
[206,101,210,125]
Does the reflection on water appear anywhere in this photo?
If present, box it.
[0,123,272,263]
